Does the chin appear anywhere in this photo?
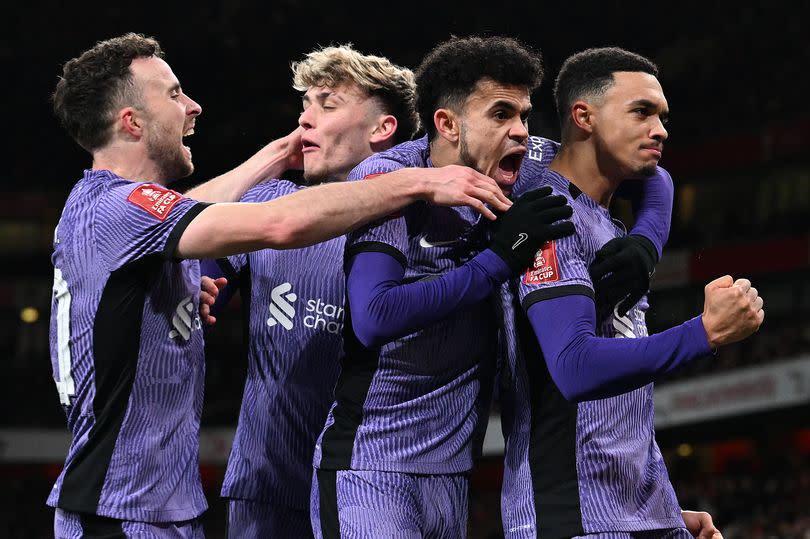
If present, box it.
[638,163,658,178]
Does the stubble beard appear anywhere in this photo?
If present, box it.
[146,122,193,182]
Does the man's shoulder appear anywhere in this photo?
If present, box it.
[349,137,430,180]
[241,179,299,202]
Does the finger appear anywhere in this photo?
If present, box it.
[592,238,624,265]
[753,295,763,311]
[542,221,576,241]
[526,193,569,211]
[473,173,514,208]
[204,314,217,326]
[529,204,573,224]
[733,278,751,293]
[589,254,625,280]
[200,303,211,319]
[466,197,497,221]
[705,275,733,292]
[214,277,228,291]
[756,308,765,325]
[199,292,216,306]
[746,286,758,302]
[516,185,553,201]
[617,292,643,317]
[468,186,511,213]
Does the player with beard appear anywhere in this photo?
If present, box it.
[202,45,423,538]
[48,34,514,539]
[310,37,674,538]
[501,47,764,539]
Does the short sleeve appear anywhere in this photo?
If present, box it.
[95,182,210,271]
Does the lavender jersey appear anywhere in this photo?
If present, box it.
[504,168,683,537]
[314,136,498,474]
[220,180,344,510]
[48,170,210,522]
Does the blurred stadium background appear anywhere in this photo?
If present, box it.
[3,1,808,537]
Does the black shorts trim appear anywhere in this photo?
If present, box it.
[345,241,407,268]
[317,469,340,539]
[521,284,593,312]
[78,512,126,538]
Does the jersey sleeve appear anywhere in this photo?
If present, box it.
[621,165,674,258]
[517,222,592,312]
[95,182,210,271]
[345,157,410,266]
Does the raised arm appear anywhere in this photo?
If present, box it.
[589,166,674,315]
[183,128,304,203]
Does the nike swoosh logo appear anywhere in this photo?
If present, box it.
[512,232,529,250]
[419,237,457,249]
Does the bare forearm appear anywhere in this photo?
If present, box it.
[176,172,425,258]
[184,136,298,202]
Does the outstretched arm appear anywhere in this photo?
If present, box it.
[175,165,512,259]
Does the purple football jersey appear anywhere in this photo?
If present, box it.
[220,180,344,511]
[48,170,210,521]
[504,168,683,537]
[314,136,498,474]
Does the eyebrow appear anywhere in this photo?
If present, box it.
[629,99,669,121]
[490,100,532,116]
[302,90,344,104]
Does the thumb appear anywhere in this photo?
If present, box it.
[705,275,733,292]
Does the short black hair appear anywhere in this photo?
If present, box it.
[415,36,543,140]
[53,33,163,153]
[553,47,658,127]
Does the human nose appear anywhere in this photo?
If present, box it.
[299,106,315,129]
[651,116,668,142]
[185,94,202,117]
[510,117,529,142]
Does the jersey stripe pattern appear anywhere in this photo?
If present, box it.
[48,170,209,522]
[314,137,497,474]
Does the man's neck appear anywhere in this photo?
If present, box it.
[428,138,461,168]
[549,141,620,208]
[92,142,165,185]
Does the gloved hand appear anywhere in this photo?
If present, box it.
[490,186,574,274]
[589,234,658,316]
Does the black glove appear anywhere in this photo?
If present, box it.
[490,186,574,274]
[589,234,658,316]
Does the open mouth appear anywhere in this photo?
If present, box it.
[497,149,525,186]
[182,125,194,156]
[302,139,320,152]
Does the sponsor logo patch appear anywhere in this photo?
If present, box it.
[523,240,560,284]
[127,184,183,221]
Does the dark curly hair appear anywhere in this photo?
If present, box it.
[415,36,543,140]
[553,47,658,127]
[52,33,163,153]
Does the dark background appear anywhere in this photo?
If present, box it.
[2,1,809,537]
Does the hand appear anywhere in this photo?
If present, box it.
[702,276,765,348]
[682,510,723,539]
[200,276,228,326]
[489,186,574,274]
[280,126,304,171]
[589,234,658,316]
[416,165,513,220]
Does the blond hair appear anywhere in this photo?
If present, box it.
[292,45,419,142]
